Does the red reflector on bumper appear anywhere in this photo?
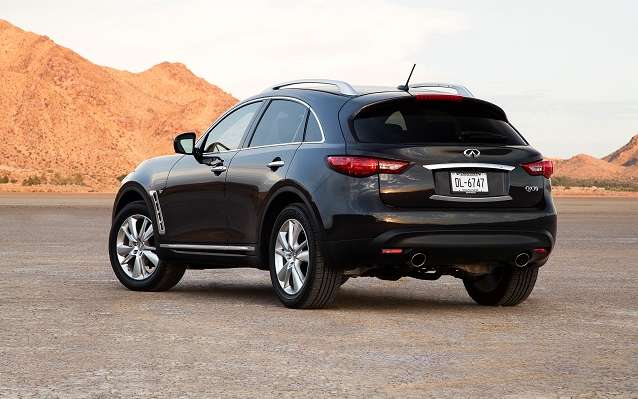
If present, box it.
[381,248,403,254]
[534,248,548,255]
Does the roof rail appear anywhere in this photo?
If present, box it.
[266,79,359,96]
[408,82,474,97]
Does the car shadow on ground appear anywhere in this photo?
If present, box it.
[333,290,475,311]
[170,281,476,311]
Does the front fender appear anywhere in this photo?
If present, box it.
[129,154,183,190]
[112,154,183,219]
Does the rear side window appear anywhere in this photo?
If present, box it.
[304,113,323,142]
[250,100,307,147]
[353,99,526,145]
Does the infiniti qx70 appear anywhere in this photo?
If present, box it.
[109,80,557,308]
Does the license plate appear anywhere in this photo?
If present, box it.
[450,172,489,193]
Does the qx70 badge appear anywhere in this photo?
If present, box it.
[463,148,480,158]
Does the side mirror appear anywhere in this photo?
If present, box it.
[174,132,196,155]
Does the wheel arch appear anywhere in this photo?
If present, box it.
[112,182,154,220]
[257,183,324,268]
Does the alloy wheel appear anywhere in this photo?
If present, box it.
[274,219,309,295]
[115,214,159,280]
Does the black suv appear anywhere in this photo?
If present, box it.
[109,79,557,308]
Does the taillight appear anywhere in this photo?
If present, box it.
[326,156,410,177]
[521,159,554,178]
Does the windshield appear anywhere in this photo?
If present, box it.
[353,99,527,146]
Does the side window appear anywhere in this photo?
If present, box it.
[304,113,323,142]
[203,102,261,153]
[249,100,307,147]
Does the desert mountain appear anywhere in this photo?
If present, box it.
[553,154,628,180]
[553,135,638,183]
[603,134,638,167]
[0,19,237,191]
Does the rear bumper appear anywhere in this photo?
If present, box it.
[322,205,557,269]
[324,229,554,269]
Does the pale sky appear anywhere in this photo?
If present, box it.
[1,0,637,158]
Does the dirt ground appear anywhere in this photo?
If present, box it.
[0,194,636,398]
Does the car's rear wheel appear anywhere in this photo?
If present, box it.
[463,265,538,306]
[109,201,185,291]
[268,204,341,308]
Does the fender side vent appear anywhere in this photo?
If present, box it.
[149,190,166,235]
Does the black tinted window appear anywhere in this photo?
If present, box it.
[304,114,322,142]
[203,102,261,153]
[250,100,307,147]
[353,100,526,145]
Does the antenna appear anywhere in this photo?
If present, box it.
[397,64,416,91]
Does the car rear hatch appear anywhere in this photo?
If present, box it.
[341,93,547,208]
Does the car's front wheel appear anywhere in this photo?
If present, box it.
[268,204,341,308]
[463,265,538,306]
[109,201,185,291]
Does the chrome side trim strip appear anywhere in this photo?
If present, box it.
[430,194,512,203]
[238,141,302,151]
[160,244,255,252]
[424,163,515,171]
[149,190,165,234]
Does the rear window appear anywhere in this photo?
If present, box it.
[353,99,527,145]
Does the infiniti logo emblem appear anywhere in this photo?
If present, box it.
[463,148,480,158]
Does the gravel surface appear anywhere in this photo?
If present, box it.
[0,195,636,398]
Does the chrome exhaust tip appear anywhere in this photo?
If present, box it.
[514,252,531,268]
[410,252,427,268]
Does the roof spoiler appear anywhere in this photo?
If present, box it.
[407,83,474,97]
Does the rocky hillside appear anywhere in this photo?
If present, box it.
[0,19,237,191]
[603,134,638,167]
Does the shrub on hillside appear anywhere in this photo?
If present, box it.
[0,175,8,184]
[50,173,85,186]
[22,175,47,186]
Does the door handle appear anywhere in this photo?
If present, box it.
[210,165,227,173]
[203,156,224,167]
[209,158,224,167]
[267,160,285,169]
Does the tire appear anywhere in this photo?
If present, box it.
[109,201,185,291]
[268,203,341,309]
[463,266,538,306]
